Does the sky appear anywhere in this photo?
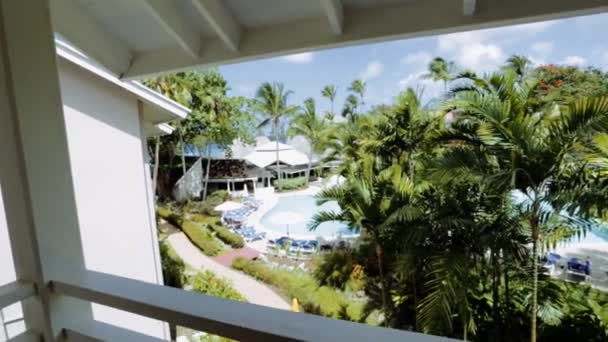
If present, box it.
[218,12,608,116]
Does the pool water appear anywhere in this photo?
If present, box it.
[260,195,351,237]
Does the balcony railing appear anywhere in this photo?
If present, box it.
[2,271,454,341]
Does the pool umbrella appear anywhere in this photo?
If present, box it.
[291,298,300,312]
[214,201,244,212]
[269,211,305,237]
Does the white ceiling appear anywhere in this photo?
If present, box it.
[50,0,608,80]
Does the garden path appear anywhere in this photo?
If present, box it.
[167,232,290,310]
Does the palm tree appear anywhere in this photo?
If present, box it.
[424,57,455,93]
[363,88,440,180]
[254,82,299,191]
[321,84,337,116]
[504,55,532,79]
[349,79,366,108]
[310,155,423,327]
[342,94,360,120]
[435,70,608,342]
[288,98,330,186]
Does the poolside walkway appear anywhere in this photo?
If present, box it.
[167,232,290,310]
[213,246,259,267]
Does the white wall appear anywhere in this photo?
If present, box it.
[57,59,167,338]
[0,57,168,340]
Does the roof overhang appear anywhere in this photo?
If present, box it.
[49,0,608,79]
[55,37,190,124]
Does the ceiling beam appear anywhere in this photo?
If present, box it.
[191,0,241,51]
[124,0,608,79]
[463,0,476,16]
[50,0,133,76]
[142,0,201,58]
[320,0,344,35]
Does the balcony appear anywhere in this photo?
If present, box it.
[1,272,452,341]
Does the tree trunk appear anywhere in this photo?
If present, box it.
[152,136,160,199]
[202,145,212,200]
[375,243,389,327]
[275,122,282,191]
[530,216,539,342]
[492,248,500,341]
[179,131,187,176]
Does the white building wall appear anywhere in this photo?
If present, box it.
[58,59,167,338]
[0,59,167,340]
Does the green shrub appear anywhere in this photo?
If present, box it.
[159,242,185,288]
[190,270,246,302]
[191,214,244,248]
[157,208,224,256]
[313,249,356,290]
[231,257,366,321]
[182,221,224,256]
[275,177,307,191]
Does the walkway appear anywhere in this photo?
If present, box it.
[166,232,290,310]
[214,247,259,267]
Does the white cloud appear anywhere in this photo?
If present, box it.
[530,41,554,57]
[401,51,432,67]
[398,71,443,100]
[436,31,504,72]
[562,55,587,67]
[358,61,384,81]
[280,52,314,64]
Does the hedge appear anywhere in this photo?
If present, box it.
[181,221,223,256]
[275,176,307,191]
[159,241,185,288]
[189,270,246,302]
[191,214,244,248]
[157,207,224,256]
[231,257,365,321]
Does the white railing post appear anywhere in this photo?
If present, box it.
[0,0,92,339]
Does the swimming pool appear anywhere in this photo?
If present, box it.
[260,195,351,238]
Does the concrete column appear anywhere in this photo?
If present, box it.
[0,0,91,339]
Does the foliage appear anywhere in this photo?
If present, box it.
[254,82,300,190]
[287,97,332,185]
[190,270,246,302]
[159,241,186,288]
[181,221,224,256]
[231,257,367,321]
[313,249,366,292]
[144,71,255,199]
[274,177,307,191]
[156,207,224,256]
[191,214,244,248]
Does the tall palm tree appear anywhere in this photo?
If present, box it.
[349,79,366,108]
[342,94,360,120]
[321,84,337,116]
[363,88,440,180]
[424,57,455,93]
[310,155,423,327]
[435,70,608,342]
[288,98,330,185]
[504,55,532,79]
[254,82,299,190]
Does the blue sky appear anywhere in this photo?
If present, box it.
[219,13,608,115]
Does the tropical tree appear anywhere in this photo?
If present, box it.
[342,94,360,120]
[310,154,423,327]
[435,69,608,341]
[424,57,455,93]
[321,84,338,116]
[146,71,255,200]
[287,98,330,185]
[254,82,299,190]
[349,79,366,108]
[504,55,532,79]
